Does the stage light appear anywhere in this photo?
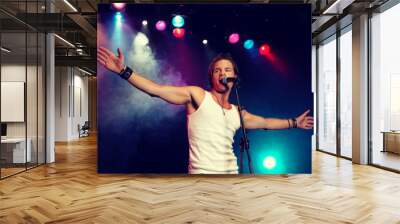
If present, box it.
[202,39,208,45]
[172,15,184,28]
[263,156,276,169]
[135,32,149,46]
[172,28,185,39]
[142,20,148,26]
[244,39,254,49]
[112,3,126,10]
[155,20,166,31]
[259,44,271,56]
[115,12,122,20]
[115,12,122,26]
[228,33,240,44]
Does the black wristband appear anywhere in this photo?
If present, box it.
[291,118,297,128]
[287,119,291,129]
[119,66,134,80]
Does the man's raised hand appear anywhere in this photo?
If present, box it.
[97,47,125,74]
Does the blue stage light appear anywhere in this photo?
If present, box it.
[244,39,254,49]
[172,15,184,28]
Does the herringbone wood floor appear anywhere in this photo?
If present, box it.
[1,134,400,224]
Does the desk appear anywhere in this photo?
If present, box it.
[1,138,31,163]
[381,131,400,154]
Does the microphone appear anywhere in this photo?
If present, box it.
[220,76,238,85]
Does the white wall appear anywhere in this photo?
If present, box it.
[1,64,45,163]
[1,65,40,137]
[55,66,69,141]
[55,66,89,141]
[1,65,26,140]
[72,72,89,138]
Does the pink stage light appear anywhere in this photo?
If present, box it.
[155,20,166,31]
[172,28,185,39]
[228,33,240,44]
[112,3,126,10]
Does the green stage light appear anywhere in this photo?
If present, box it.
[115,12,122,27]
[263,156,276,169]
[172,15,184,28]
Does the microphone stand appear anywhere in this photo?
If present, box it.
[233,81,254,174]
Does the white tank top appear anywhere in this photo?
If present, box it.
[187,91,241,174]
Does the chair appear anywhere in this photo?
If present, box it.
[78,121,90,138]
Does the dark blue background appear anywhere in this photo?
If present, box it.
[97,4,312,174]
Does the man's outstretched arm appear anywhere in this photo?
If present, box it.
[242,109,314,130]
[98,47,201,105]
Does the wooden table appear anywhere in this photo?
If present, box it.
[381,131,400,154]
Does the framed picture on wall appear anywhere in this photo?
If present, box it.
[97,3,313,174]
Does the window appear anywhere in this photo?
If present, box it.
[371,2,400,171]
[0,1,47,179]
[339,28,352,158]
[317,36,337,154]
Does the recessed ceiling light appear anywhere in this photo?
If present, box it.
[1,47,11,53]
[54,34,75,48]
[63,0,78,12]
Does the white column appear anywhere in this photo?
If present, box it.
[352,14,369,164]
[46,0,55,163]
